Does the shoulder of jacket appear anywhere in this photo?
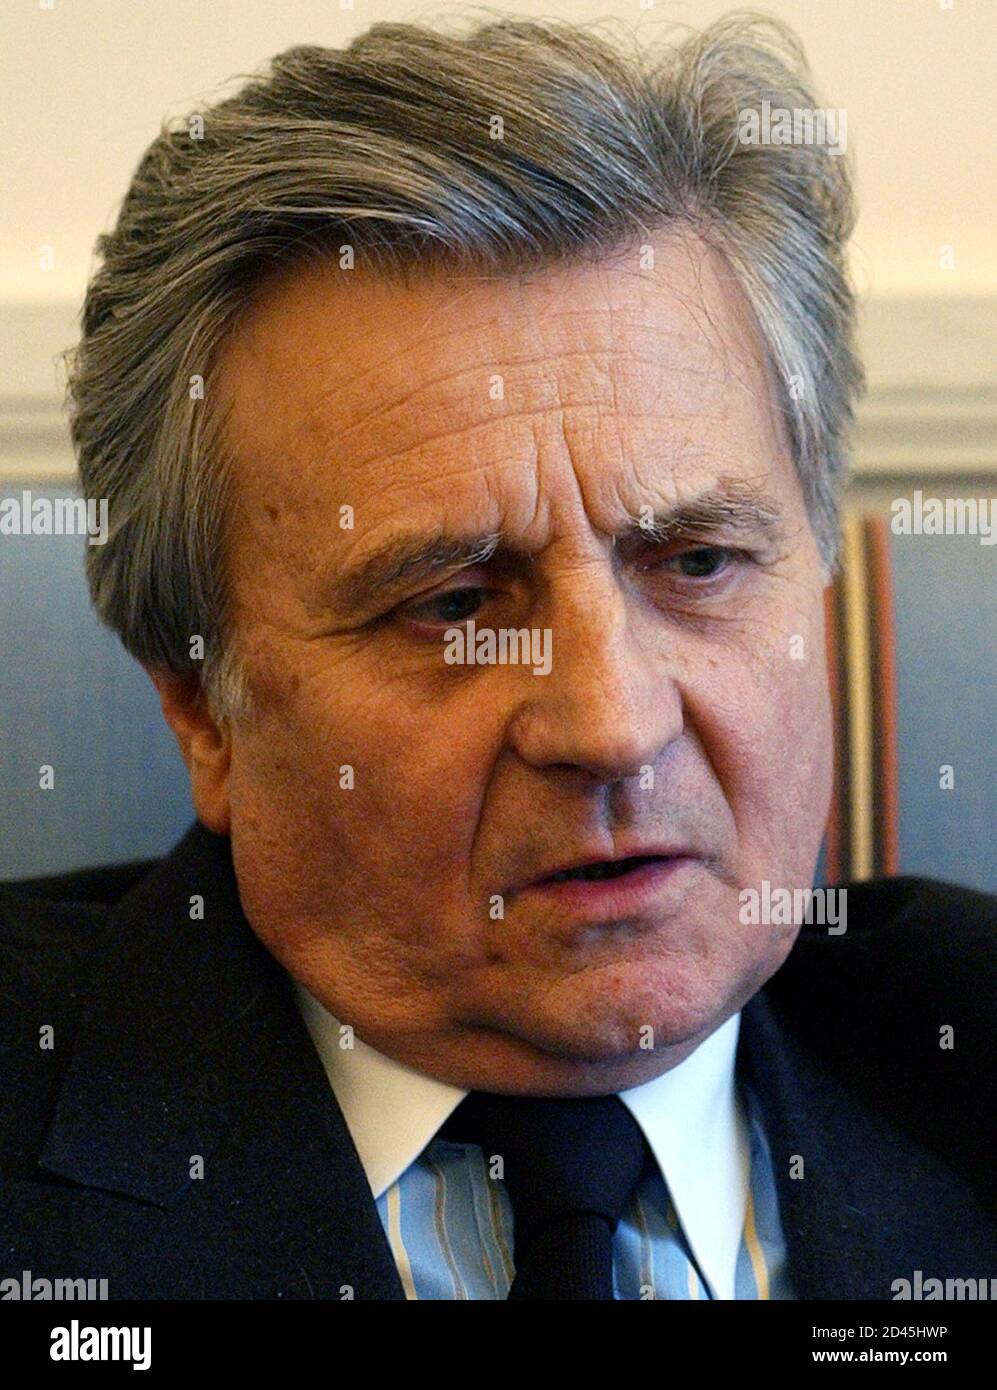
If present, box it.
[0,854,161,910]
[0,855,162,1026]
[834,874,996,930]
[760,875,996,1214]
[784,874,996,969]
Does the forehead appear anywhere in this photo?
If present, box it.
[214,230,795,557]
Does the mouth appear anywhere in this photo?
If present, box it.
[540,854,671,885]
[517,851,703,925]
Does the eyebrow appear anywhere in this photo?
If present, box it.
[327,482,787,613]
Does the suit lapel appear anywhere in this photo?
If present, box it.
[37,821,405,1300]
[740,987,991,1299]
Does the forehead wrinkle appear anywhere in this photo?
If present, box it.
[272,373,769,556]
[324,397,740,502]
[276,276,717,433]
[294,352,731,501]
[311,322,717,408]
[223,250,784,533]
[224,222,748,417]
[226,284,736,494]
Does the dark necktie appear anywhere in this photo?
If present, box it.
[439,1091,651,1299]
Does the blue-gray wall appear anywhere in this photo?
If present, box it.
[892,528,995,890]
[1,495,192,876]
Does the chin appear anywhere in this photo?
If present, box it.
[509,971,733,1064]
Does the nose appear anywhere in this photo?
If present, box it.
[506,578,684,781]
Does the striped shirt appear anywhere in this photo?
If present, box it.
[375,1079,792,1300]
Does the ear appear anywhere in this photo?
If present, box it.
[146,667,232,835]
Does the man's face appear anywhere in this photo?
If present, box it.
[208,230,833,1094]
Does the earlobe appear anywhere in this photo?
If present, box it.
[146,667,232,835]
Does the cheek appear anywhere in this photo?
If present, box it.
[769,657,834,877]
[771,611,835,838]
[688,603,833,878]
[229,647,499,886]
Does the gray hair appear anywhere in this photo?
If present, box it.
[65,8,865,720]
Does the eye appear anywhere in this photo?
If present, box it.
[658,546,739,579]
[400,585,486,627]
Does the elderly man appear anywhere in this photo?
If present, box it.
[1,14,993,1302]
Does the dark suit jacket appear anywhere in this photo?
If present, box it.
[1,822,994,1299]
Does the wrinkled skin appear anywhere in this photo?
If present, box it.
[154,229,833,1096]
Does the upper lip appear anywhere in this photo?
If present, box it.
[519,844,697,891]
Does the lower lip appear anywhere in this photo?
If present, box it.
[519,856,701,921]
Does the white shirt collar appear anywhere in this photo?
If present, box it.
[293,980,749,1300]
